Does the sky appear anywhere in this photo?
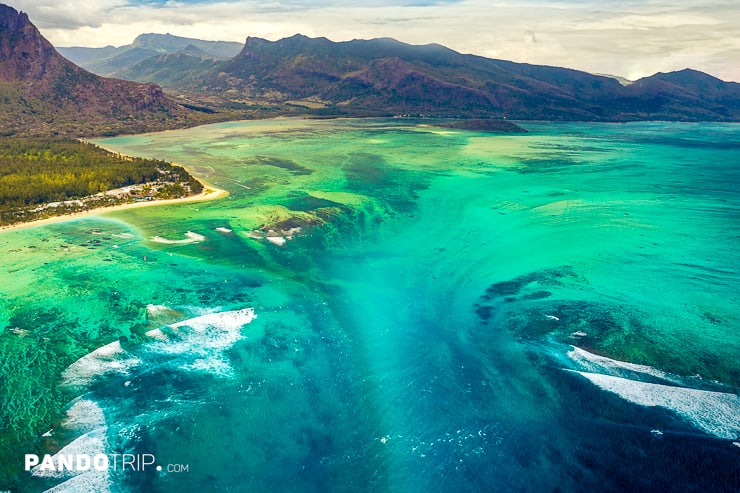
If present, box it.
[9,0,740,82]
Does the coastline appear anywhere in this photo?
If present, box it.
[0,138,230,234]
[0,180,228,234]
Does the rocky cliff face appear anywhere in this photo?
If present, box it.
[0,5,62,83]
[0,4,188,136]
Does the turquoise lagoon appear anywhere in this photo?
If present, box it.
[1,119,738,491]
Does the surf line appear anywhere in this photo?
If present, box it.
[150,231,206,245]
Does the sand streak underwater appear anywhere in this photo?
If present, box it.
[1,119,738,492]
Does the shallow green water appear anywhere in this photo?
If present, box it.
[1,119,738,492]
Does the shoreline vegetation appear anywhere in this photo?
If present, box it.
[0,138,227,232]
[0,184,227,233]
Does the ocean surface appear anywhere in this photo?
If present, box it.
[1,119,738,492]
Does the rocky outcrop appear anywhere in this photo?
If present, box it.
[0,4,188,136]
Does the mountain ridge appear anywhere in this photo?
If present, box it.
[58,32,243,76]
[3,3,739,131]
[0,4,194,136]
[116,33,740,121]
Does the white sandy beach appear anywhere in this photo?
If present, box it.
[0,139,229,234]
[0,183,228,234]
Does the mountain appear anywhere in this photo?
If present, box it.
[4,5,738,126]
[58,33,243,76]
[113,45,222,91]
[594,73,633,86]
[0,4,193,136]
[118,34,740,121]
[619,69,740,120]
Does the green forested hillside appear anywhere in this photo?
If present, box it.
[0,138,202,225]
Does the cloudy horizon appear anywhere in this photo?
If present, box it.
[8,0,740,82]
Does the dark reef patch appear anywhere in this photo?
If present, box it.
[243,155,313,175]
[479,266,579,303]
[285,192,344,212]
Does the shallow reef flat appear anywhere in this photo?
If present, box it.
[1,119,738,492]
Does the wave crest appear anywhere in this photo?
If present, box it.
[566,346,740,439]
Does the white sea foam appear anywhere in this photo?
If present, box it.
[61,341,141,388]
[150,231,206,244]
[574,371,740,439]
[143,308,257,375]
[62,399,106,434]
[146,310,254,352]
[63,310,256,390]
[266,235,287,246]
[43,470,111,493]
[568,346,673,382]
[143,308,254,344]
[145,328,168,341]
[146,304,171,316]
[183,358,234,377]
[33,429,107,480]
[564,346,740,439]
[170,308,257,331]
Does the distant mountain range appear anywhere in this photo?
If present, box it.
[58,33,243,76]
[0,4,194,136]
[1,2,739,139]
[113,34,740,121]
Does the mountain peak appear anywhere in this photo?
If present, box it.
[0,4,63,82]
[133,32,192,49]
[0,3,24,25]
[651,68,727,84]
[635,68,740,101]
[180,44,215,58]
[286,33,311,41]
[0,4,188,136]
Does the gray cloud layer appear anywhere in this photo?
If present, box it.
[11,0,740,81]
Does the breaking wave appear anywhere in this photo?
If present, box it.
[150,231,206,244]
[42,470,111,493]
[35,400,110,492]
[566,346,680,384]
[62,308,257,388]
[44,308,257,492]
[563,346,740,439]
[61,341,141,388]
[575,371,740,439]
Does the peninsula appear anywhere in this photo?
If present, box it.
[0,138,218,229]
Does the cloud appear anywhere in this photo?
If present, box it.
[11,0,740,81]
[12,0,126,29]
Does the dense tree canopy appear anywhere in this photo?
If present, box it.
[0,138,202,225]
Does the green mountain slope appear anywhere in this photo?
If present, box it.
[113,45,222,90]
[118,33,740,121]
